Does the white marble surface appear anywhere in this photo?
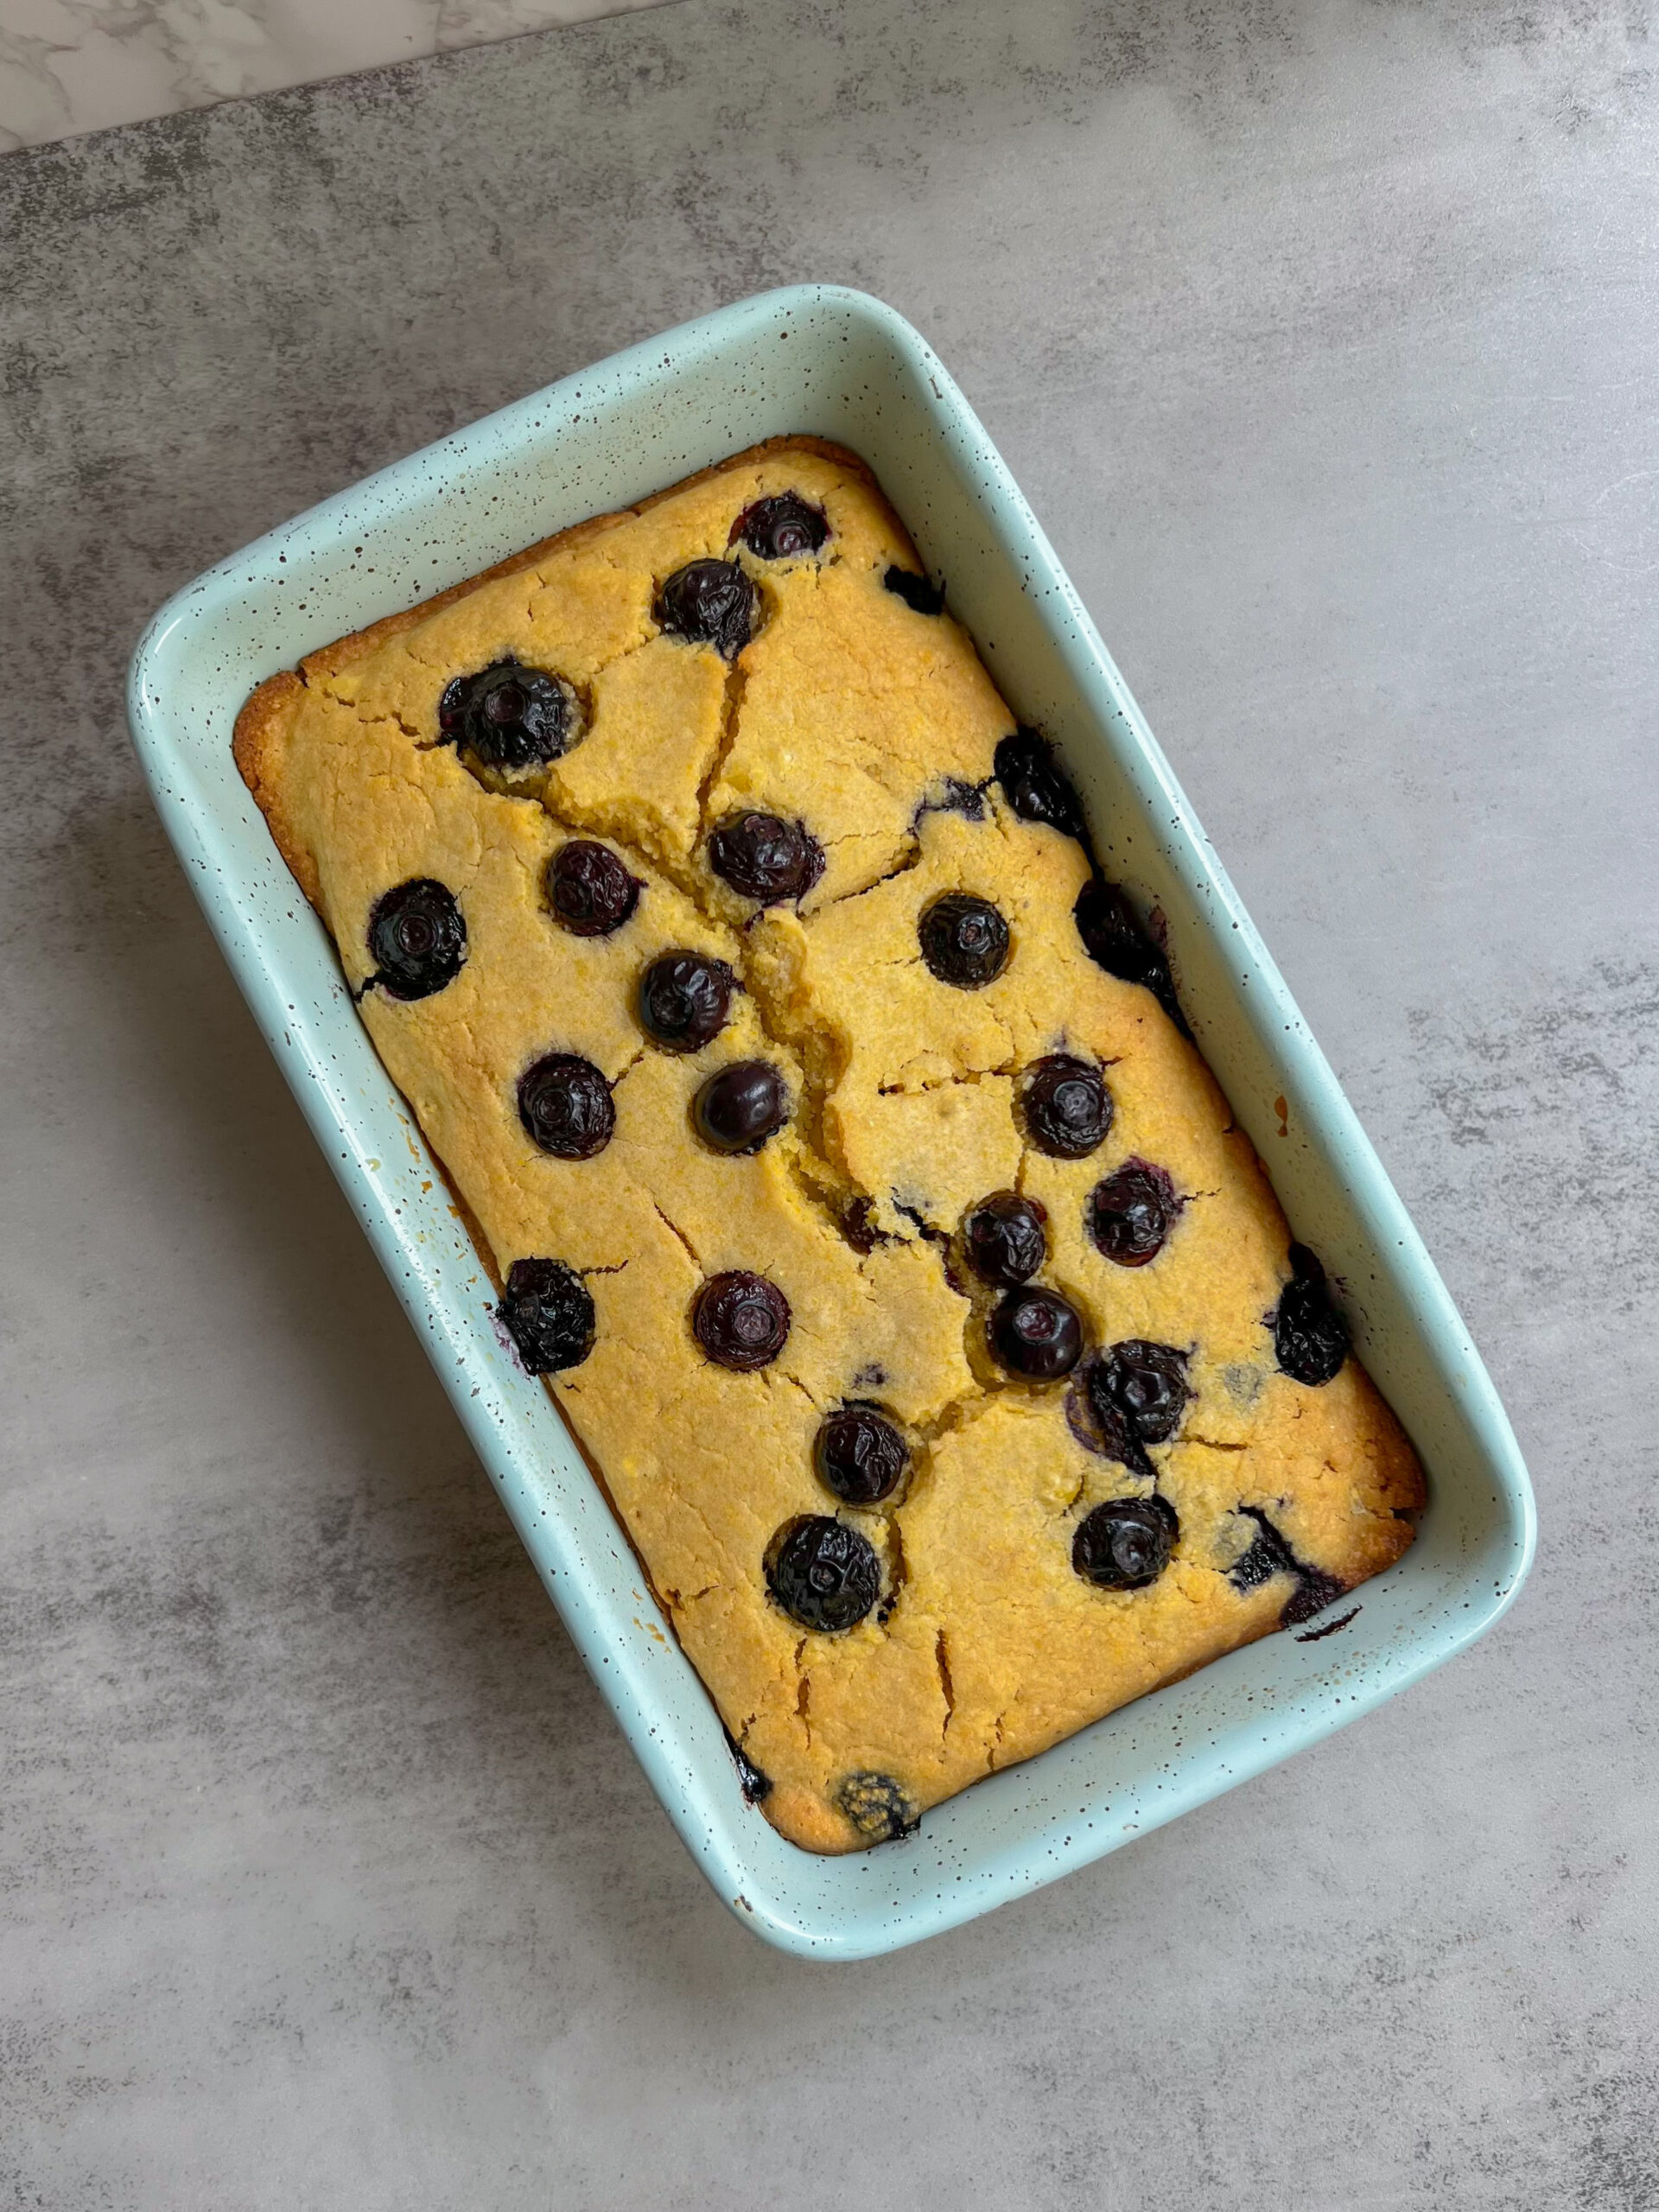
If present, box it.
[0,0,674,149]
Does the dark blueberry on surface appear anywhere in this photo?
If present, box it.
[1227,1513,1289,1592]
[730,491,830,559]
[497,1257,595,1375]
[995,728,1084,837]
[655,558,756,658]
[840,1197,880,1254]
[366,878,467,1001]
[546,841,639,937]
[694,1060,790,1154]
[766,1516,881,1632]
[437,660,575,772]
[517,1052,615,1159]
[1074,877,1186,1030]
[919,893,1011,988]
[1082,1340,1192,1464]
[814,1404,909,1506]
[884,565,944,616]
[961,1190,1048,1287]
[1088,1160,1179,1267]
[1020,1055,1113,1159]
[1073,877,1159,987]
[724,1729,772,1804]
[921,775,988,821]
[1072,1494,1179,1591]
[693,1270,791,1371]
[1283,1564,1351,1625]
[1274,1243,1351,1386]
[836,1770,919,1842]
[1230,1506,1349,1626]
[638,950,735,1052]
[988,1285,1084,1381]
[708,810,824,904]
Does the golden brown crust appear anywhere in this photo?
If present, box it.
[232,670,321,909]
[234,435,902,907]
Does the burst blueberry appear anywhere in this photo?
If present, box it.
[708,811,823,904]
[766,1516,881,1632]
[961,1191,1048,1287]
[1274,1243,1350,1385]
[656,559,756,658]
[546,841,639,937]
[814,1405,909,1505]
[995,728,1084,836]
[638,951,734,1052]
[1088,1160,1179,1267]
[836,1770,918,1841]
[884,566,944,615]
[497,1258,595,1375]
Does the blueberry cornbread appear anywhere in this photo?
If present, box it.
[235,436,1424,1853]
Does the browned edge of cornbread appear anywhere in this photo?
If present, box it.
[233,436,899,910]
[231,435,918,1801]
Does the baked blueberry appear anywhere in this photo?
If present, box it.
[1230,1505,1349,1625]
[766,1515,881,1632]
[546,841,639,937]
[961,1190,1048,1287]
[437,659,576,772]
[884,566,944,616]
[1274,1243,1350,1386]
[517,1052,614,1159]
[1077,1339,1191,1467]
[638,951,734,1052]
[995,728,1084,837]
[988,1285,1084,1381]
[496,1257,595,1375]
[1088,1160,1179,1267]
[919,893,1010,988]
[730,491,830,558]
[693,1060,790,1154]
[1074,877,1186,1029]
[1020,1055,1113,1159]
[836,1770,918,1841]
[814,1404,909,1505]
[693,1270,791,1370]
[708,810,824,904]
[656,558,756,658]
[1072,1494,1179,1591]
[366,878,467,1001]
[724,1728,773,1804]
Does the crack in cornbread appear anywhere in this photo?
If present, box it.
[235,436,1424,1853]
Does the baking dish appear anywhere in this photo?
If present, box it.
[127,285,1535,1958]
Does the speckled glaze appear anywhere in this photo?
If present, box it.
[125,285,1535,1960]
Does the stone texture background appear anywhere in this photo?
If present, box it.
[3,3,1656,2204]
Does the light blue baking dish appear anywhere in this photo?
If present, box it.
[127,285,1535,1959]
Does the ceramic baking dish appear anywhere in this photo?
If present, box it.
[126,285,1535,1959]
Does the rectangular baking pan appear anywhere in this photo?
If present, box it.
[127,286,1535,1958]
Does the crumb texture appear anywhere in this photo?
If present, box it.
[234,437,1424,1853]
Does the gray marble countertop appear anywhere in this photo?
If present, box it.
[3,3,1656,2204]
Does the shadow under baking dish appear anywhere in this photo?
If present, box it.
[126,285,1535,1960]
